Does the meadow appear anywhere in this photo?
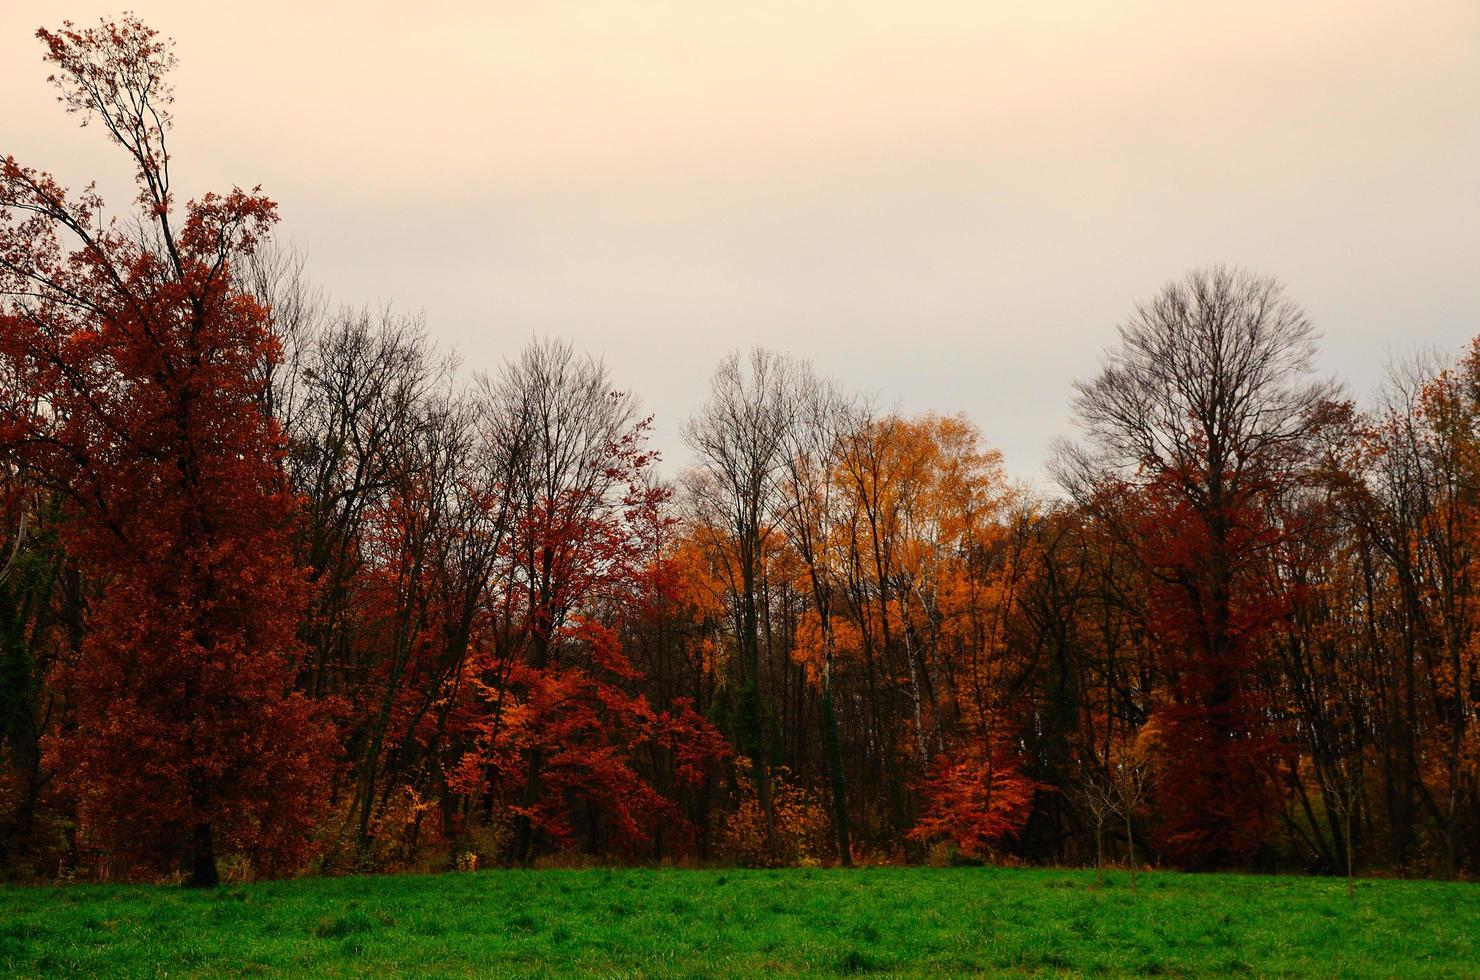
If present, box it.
[2,866,1477,977]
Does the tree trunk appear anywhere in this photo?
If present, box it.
[821,673,852,866]
[1095,822,1104,887]
[1126,808,1137,894]
[1345,805,1355,899]
[740,539,777,857]
[513,747,543,864]
[188,821,218,888]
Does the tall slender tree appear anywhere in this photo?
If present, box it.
[0,17,332,886]
[683,348,797,857]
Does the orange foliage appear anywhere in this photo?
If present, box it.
[910,738,1040,858]
[719,763,833,867]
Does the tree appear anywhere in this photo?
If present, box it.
[0,17,332,886]
[1076,758,1119,886]
[909,738,1038,859]
[458,338,714,862]
[1110,727,1161,892]
[776,365,856,864]
[683,348,798,858]
[1060,267,1335,867]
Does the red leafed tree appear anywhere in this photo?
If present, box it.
[453,340,729,860]
[910,736,1040,858]
[1063,268,1332,867]
[1132,474,1290,864]
[0,17,332,885]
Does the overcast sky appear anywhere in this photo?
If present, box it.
[4,1,1478,485]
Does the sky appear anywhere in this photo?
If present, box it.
[3,1,1478,486]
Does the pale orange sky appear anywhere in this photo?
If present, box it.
[4,1,1478,481]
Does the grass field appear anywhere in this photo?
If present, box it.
[2,866,1477,977]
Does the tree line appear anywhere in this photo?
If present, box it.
[1,18,1475,886]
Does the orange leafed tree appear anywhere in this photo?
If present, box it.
[897,415,1040,857]
[0,17,332,885]
[909,740,1039,858]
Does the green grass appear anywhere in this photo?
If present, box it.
[1,867,1476,977]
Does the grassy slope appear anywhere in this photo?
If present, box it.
[1,867,1477,977]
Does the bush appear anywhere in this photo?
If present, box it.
[717,763,833,867]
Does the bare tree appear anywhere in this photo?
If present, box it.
[1111,738,1159,893]
[1077,765,1119,886]
[283,308,450,696]
[237,239,325,426]
[683,347,798,858]
[1077,732,1159,891]
[776,362,859,864]
[1059,267,1335,495]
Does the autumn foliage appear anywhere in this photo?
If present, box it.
[2,17,1478,886]
[1130,477,1289,865]
[0,17,331,885]
[910,741,1040,859]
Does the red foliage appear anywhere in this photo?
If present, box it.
[0,17,332,882]
[910,737,1040,858]
[1131,473,1288,865]
[449,411,729,859]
